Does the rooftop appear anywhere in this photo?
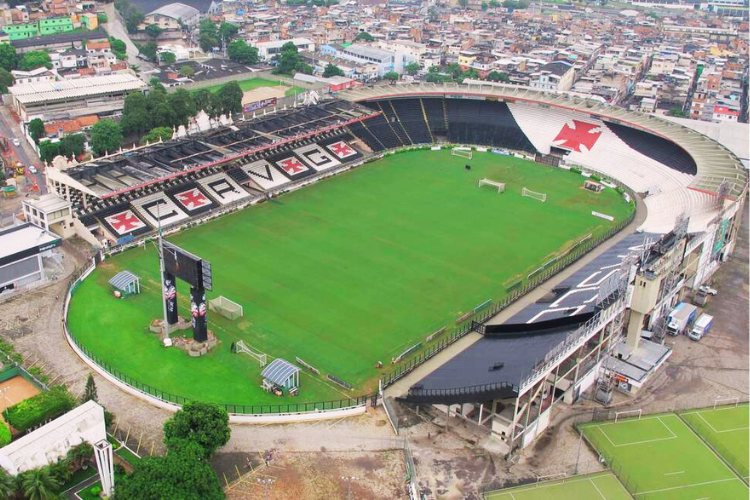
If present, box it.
[9,74,147,105]
[0,223,61,262]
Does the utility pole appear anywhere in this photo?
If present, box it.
[157,203,169,338]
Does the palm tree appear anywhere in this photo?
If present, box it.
[0,469,17,499]
[20,467,60,500]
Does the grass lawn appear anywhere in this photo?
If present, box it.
[679,404,749,481]
[484,472,631,500]
[68,150,632,407]
[115,446,142,468]
[580,413,749,499]
[192,76,305,96]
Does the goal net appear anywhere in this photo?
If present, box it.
[478,178,505,193]
[522,187,547,202]
[208,296,243,320]
[614,409,642,422]
[232,340,267,367]
[451,148,473,160]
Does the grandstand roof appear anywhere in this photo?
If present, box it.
[148,2,200,20]
[9,74,147,105]
[339,82,748,198]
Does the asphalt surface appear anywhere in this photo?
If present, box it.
[0,103,45,193]
[101,3,156,73]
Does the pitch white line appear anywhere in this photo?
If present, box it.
[657,416,678,439]
[634,477,741,496]
[664,471,685,476]
[589,478,607,500]
[695,412,748,434]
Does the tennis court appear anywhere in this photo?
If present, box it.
[580,412,749,499]
[680,403,749,481]
[484,472,631,500]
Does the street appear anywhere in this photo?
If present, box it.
[0,103,45,194]
[101,3,156,73]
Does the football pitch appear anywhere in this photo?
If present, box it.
[67,150,633,405]
[580,412,749,499]
[483,472,631,500]
[680,404,749,481]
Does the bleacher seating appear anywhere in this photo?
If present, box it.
[347,121,384,152]
[388,99,433,144]
[445,99,536,152]
[604,121,698,175]
[421,98,448,135]
[356,113,404,150]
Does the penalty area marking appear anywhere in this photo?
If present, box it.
[595,416,677,448]
[633,477,743,496]
[683,410,750,434]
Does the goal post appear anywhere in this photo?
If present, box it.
[232,340,267,367]
[478,178,505,193]
[208,296,243,320]
[451,147,473,160]
[713,396,739,409]
[614,409,642,423]
[522,187,547,202]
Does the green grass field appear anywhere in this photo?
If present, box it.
[580,413,749,499]
[484,472,631,499]
[68,150,632,406]
[680,404,749,481]
[192,77,304,96]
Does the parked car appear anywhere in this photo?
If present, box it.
[12,138,20,146]
[28,165,37,174]
[699,285,718,296]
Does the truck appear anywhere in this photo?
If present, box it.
[688,314,714,341]
[666,302,698,336]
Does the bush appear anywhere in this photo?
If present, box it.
[590,174,601,182]
[0,420,11,446]
[569,167,582,175]
[3,386,75,432]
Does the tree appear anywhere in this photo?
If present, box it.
[168,89,197,125]
[354,31,374,42]
[144,24,163,39]
[227,39,259,65]
[90,119,122,156]
[460,68,479,81]
[138,41,158,62]
[458,0,468,7]
[160,51,176,65]
[198,19,219,53]
[667,107,687,117]
[120,92,150,136]
[404,62,421,76]
[297,62,313,75]
[19,51,52,71]
[116,440,223,500]
[383,71,399,82]
[193,89,213,113]
[20,467,60,500]
[81,374,98,403]
[0,469,16,500]
[125,11,144,34]
[214,81,243,117]
[273,41,302,75]
[322,63,344,78]
[428,5,439,22]
[489,0,500,6]
[146,86,176,128]
[109,37,127,60]
[163,402,230,458]
[28,118,45,144]
[179,64,195,78]
[60,133,86,158]
[38,141,61,163]
[218,22,239,42]
[481,1,488,9]
[0,44,18,72]
[487,70,510,82]
[142,126,173,144]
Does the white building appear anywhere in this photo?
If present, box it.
[255,38,315,62]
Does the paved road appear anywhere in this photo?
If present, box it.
[0,104,45,193]
[101,3,155,73]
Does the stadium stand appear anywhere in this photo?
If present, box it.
[387,99,434,144]
[445,99,536,152]
[604,121,698,175]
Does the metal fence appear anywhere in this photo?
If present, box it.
[381,208,636,390]
[63,260,374,416]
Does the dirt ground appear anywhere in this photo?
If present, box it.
[223,449,408,500]
[0,376,40,414]
[242,86,290,106]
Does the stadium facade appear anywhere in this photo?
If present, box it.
[49,84,747,444]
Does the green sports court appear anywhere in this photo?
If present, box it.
[483,472,631,500]
[66,149,633,405]
[579,410,749,499]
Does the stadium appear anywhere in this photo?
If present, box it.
[53,83,746,453]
